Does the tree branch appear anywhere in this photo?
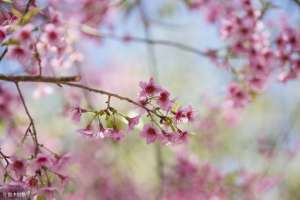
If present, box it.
[293,0,300,7]
[58,83,164,119]
[81,25,207,57]
[0,74,163,119]
[0,74,80,83]
[63,82,143,108]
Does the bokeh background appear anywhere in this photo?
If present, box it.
[2,0,300,199]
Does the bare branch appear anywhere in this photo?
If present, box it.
[0,74,80,83]
[15,82,39,156]
[63,82,142,108]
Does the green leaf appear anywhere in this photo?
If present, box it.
[20,7,41,24]
[2,39,19,46]
[1,0,12,3]
[36,196,46,200]
[105,115,126,130]
[11,8,22,18]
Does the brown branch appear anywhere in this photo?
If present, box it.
[0,150,9,167]
[0,47,8,62]
[0,74,80,83]
[15,82,39,156]
[293,0,300,7]
[23,0,35,16]
[61,83,165,119]
[0,74,162,118]
[63,82,142,108]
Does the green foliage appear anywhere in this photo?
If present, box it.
[20,7,41,25]
[1,0,12,3]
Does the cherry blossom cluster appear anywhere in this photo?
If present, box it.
[0,150,70,199]
[0,84,15,120]
[49,0,111,28]
[62,141,142,200]
[0,3,82,75]
[186,0,300,109]
[163,154,280,200]
[73,78,194,145]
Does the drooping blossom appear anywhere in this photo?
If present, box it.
[71,106,87,123]
[175,106,195,122]
[41,23,63,46]
[10,158,27,179]
[34,154,52,170]
[157,90,173,111]
[140,124,159,144]
[8,46,30,63]
[16,24,34,44]
[0,84,14,119]
[104,129,124,141]
[139,77,161,97]
[127,115,140,131]
[0,27,6,42]
[227,82,249,108]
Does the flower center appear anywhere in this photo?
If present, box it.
[147,128,156,136]
[13,161,24,170]
[145,85,155,94]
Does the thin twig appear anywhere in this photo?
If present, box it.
[0,150,9,166]
[63,82,146,110]
[0,47,8,62]
[23,0,35,16]
[15,82,39,156]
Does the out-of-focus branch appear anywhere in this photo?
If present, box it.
[293,0,300,7]
[81,25,207,57]
[137,1,165,199]
[23,0,35,15]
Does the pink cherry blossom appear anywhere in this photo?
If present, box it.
[139,77,161,97]
[9,46,30,63]
[227,82,249,108]
[140,124,159,144]
[41,24,63,46]
[34,154,52,170]
[10,158,26,179]
[77,126,94,137]
[127,116,140,131]
[71,106,86,123]
[0,85,14,119]
[104,129,124,141]
[174,106,194,122]
[0,27,6,42]
[157,90,172,111]
[16,24,33,44]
